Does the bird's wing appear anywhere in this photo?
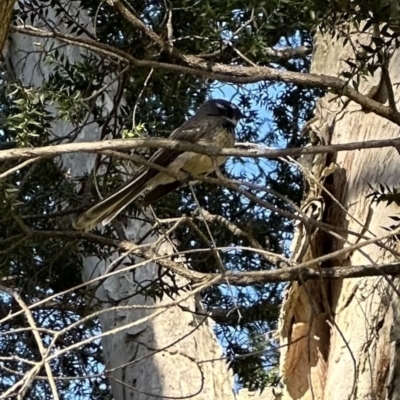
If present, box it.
[140,115,217,181]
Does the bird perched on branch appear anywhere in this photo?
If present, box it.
[73,98,244,231]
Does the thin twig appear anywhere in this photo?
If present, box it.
[132,68,154,129]
[0,157,43,180]
[83,65,129,102]
[0,288,59,400]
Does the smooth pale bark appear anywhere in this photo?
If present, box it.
[9,2,275,399]
[278,26,400,400]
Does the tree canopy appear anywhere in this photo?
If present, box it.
[1,0,400,398]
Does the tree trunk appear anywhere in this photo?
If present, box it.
[0,0,16,55]
[278,25,400,400]
[8,2,272,399]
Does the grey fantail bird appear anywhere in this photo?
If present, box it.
[73,99,244,231]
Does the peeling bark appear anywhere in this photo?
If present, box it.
[279,25,400,400]
[0,0,16,56]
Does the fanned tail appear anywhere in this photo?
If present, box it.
[73,172,149,231]
[141,181,183,206]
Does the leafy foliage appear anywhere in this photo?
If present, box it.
[367,183,400,245]
[367,183,400,207]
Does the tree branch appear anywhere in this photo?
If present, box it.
[24,230,400,286]
[208,301,278,325]
[263,45,312,60]
[107,1,311,63]
[2,136,400,162]
[11,24,400,125]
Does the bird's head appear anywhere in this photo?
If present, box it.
[198,99,245,126]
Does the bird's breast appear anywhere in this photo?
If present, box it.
[168,127,234,175]
[213,127,235,147]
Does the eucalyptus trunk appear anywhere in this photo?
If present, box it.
[279,25,400,400]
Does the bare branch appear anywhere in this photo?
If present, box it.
[0,157,44,180]
[105,0,176,55]
[20,229,400,286]
[2,136,400,162]
[263,45,312,61]
[198,209,279,264]
[0,286,59,400]
[11,25,400,125]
